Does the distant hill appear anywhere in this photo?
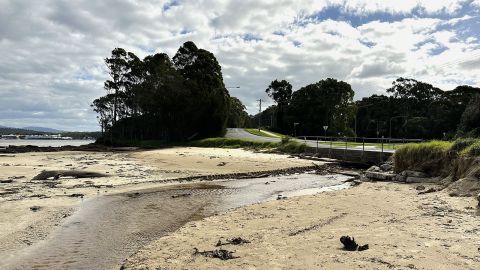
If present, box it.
[22,126,63,133]
[0,126,48,135]
[0,125,101,139]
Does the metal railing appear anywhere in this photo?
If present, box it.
[294,136,423,163]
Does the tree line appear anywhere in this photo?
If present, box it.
[92,41,480,142]
[92,41,243,142]
[256,77,480,139]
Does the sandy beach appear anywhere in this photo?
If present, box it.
[1,146,479,269]
[123,182,480,270]
[0,147,317,266]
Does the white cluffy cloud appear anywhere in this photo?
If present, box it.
[0,0,479,130]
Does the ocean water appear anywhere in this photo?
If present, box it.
[0,139,95,147]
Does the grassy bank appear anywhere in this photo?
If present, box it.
[189,137,306,154]
[244,128,282,138]
[95,136,307,154]
[394,138,480,173]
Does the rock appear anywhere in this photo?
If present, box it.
[405,176,436,183]
[217,162,227,166]
[379,163,393,172]
[365,171,395,181]
[69,193,84,198]
[416,185,426,191]
[367,166,381,172]
[400,170,428,178]
[394,174,407,182]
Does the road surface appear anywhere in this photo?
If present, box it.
[225,128,394,153]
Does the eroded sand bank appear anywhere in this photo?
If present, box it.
[123,182,480,270]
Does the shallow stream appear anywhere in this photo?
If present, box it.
[3,172,352,270]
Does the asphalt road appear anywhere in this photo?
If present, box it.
[225,128,394,153]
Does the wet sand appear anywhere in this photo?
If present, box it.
[123,182,480,270]
[1,173,351,270]
[0,147,321,269]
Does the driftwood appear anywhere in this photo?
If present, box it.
[340,236,369,251]
[193,248,238,260]
[32,170,108,180]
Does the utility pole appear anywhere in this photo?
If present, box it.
[257,99,263,131]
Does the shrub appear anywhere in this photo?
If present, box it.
[450,138,477,152]
[281,136,291,144]
[276,141,306,153]
[460,140,480,157]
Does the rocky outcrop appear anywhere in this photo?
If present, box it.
[365,156,480,199]
[365,166,395,181]
[365,163,440,184]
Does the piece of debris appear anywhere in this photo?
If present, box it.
[0,179,14,183]
[277,194,287,200]
[171,193,191,198]
[340,236,369,251]
[217,162,227,166]
[216,237,251,246]
[69,193,84,198]
[33,170,108,180]
[358,244,369,251]
[193,248,238,260]
[30,206,41,212]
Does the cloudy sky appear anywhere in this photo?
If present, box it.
[1,0,479,131]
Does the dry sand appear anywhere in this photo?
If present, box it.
[0,147,315,257]
[123,182,480,270]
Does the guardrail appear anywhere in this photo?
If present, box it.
[294,136,423,163]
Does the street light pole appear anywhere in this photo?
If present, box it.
[257,99,263,131]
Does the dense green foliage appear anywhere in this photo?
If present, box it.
[257,77,479,139]
[457,94,480,137]
[257,78,355,136]
[92,42,478,143]
[355,79,480,139]
[265,80,292,131]
[92,42,247,143]
[227,97,250,128]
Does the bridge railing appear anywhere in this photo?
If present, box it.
[294,136,423,162]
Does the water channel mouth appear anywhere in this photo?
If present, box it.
[3,172,353,270]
